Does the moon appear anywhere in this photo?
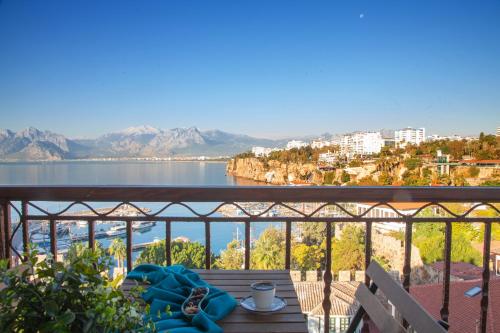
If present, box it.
[360,13,364,19]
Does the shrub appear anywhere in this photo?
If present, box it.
[0,245,156,333]
[468,166,480,178]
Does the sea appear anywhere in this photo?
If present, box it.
[0,160,280,259]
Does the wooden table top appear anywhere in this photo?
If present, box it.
[123,269,308,333]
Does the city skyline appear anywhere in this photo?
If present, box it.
[0,1,499,138]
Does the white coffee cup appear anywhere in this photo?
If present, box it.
[251,281,276,309]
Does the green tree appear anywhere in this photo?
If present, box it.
[404,158,422,171]
[300,222,325,246]
[413,223,482,265]
[216,240,244,269]
[291,243,323,272]
[251,226,285,269]
[331,225,365,272]
[341,170,351,183]
[65,241,105,263]
[135,240,215,269]
[109,238,126,269]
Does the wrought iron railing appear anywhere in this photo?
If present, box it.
[0,186,499,333]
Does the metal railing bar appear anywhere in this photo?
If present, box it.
[285,220,291,270]
[2,202,11,267]
[126,221,132,273]
[402,221,413,328]
[19,215,500,223]
[21,201,29,259]
[1,185,498,203]
[244,220,250,270]
[205,220,211,269]
[165,220,172,266]
[440,222,452,324]
[49,219,57,260]
[361,221,373,332]
[479,222,491,333]
[88,219,95,250]
[322,222,332,333]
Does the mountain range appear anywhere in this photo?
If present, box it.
[0,126,290,161]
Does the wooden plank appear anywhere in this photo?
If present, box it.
[202,279,293,286]
[221,322,309,333]
[195,269,290,274]
[367,261,447,333]
[196,273,290,280]
[355,284,406,333]
[228,305,303,315]
[220,313,306,323]
[197,284,296,292]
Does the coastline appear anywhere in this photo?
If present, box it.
[0,158,230,164]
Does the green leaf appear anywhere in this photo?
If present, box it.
[45,300,59,317]
[58,310,75,325]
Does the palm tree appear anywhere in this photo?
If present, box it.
[109,238,126,269]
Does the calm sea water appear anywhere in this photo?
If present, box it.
[0,161,278,258]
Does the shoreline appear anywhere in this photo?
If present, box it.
[0,158,230,164]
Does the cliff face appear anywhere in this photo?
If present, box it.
[226,157,324,185]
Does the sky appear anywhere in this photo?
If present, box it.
[0,0,499,139]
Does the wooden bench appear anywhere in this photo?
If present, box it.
[346,261,448,333]
[122,269,308,333]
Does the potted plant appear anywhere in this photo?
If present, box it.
[0,244,162,333]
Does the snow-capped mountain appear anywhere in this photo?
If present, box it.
[0,126,286,160]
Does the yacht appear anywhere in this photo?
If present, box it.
[105,224,127,237]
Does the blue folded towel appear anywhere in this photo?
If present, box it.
[127,264,237,333]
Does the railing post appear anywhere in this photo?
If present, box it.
[205,220,211,269]
[479,222,492,333]
[88,219,95,250]
[126,221,133,273]
[361,221,372,333]
[285,220,291,270]
[244,220,250,270]
[21,201,29,260]
[402,220,413,329]
[2,202,12,267]
[322,221,332,333]
[165,220,172,266]
[440,221,452,324]
[0,202,5,260]
[49,219,57,260]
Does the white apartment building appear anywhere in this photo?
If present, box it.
[318,151,338,164]
[427,134,476,142]
[339,131,384,158]
[311,139,332,149]
[286,140,308,150]
[251,146,279,157]
[395,127,425,148]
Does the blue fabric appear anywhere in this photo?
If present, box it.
[127,264,237,333]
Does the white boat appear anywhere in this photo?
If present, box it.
[132,221,156,231]
[105,224,127,237]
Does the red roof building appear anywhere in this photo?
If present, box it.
[410,278,500,333]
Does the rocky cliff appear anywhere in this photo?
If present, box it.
[226,157,325,185]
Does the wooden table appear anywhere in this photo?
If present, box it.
[123,269,308,333]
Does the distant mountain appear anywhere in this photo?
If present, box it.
[0,126,288,161]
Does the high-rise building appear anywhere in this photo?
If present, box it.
[395,127,426,148]
[340,131,383,158]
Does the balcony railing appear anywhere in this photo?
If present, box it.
[0,186,499,333]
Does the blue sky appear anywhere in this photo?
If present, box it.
[0,0,499,139]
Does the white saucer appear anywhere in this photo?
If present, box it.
[240,296,287,313]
